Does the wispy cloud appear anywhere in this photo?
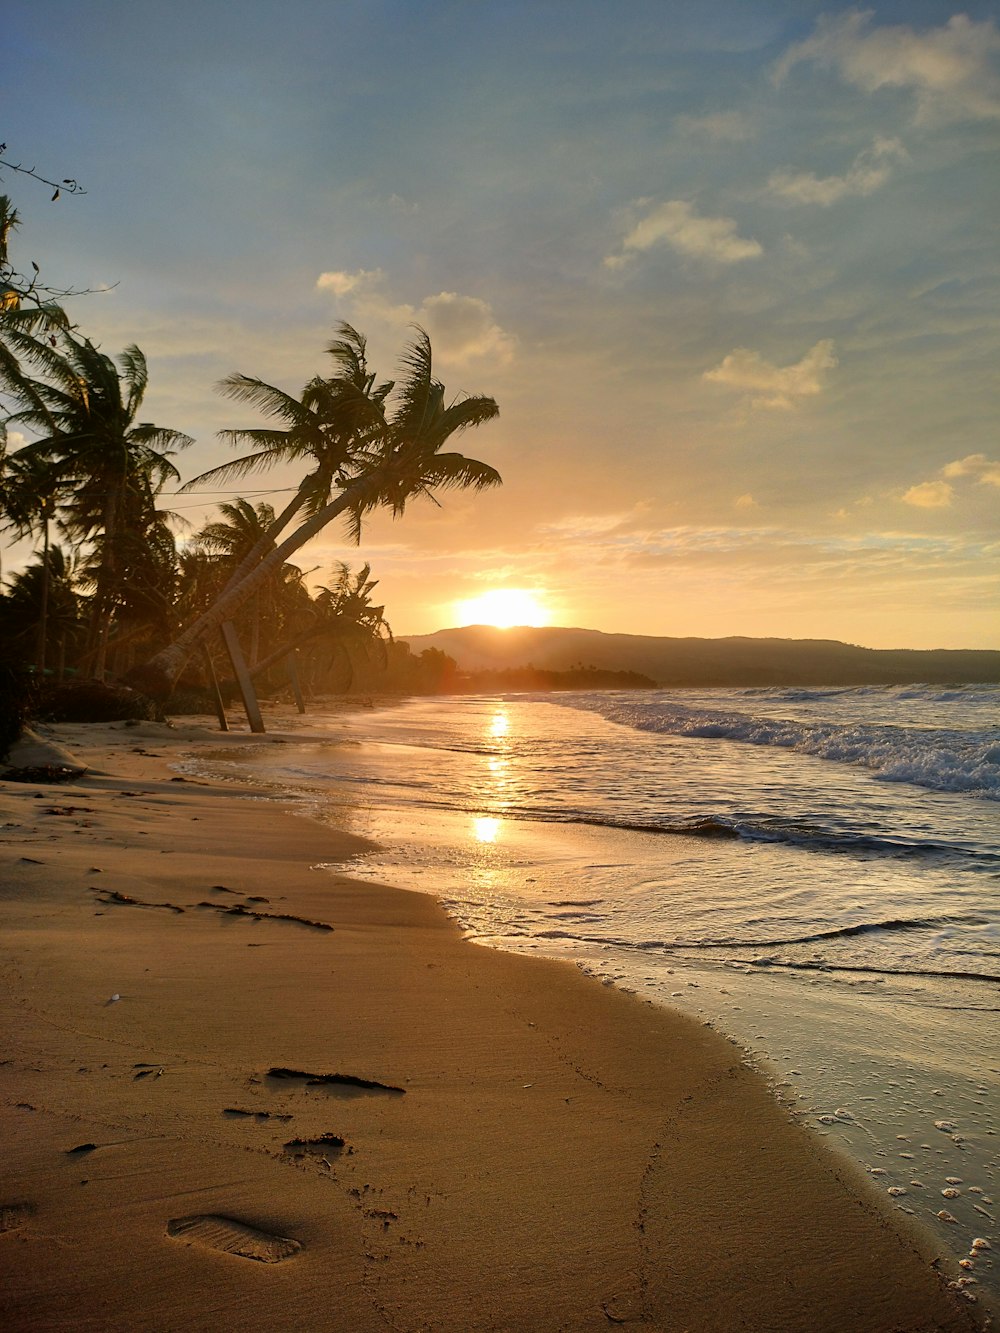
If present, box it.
[773,12,1000,123]
[703,340,837,409]
[674,111,754,142]
[605,199,762,269]
[316,269,515,368]
[767,137,907,206]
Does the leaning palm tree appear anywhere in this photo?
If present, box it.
[131,326,499,695]
[5,334,192,676]
[180,324,392,598]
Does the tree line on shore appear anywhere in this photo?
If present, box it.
[0,186,502,718]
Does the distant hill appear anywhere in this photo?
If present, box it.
[398,626,1000,688]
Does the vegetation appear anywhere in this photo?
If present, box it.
[1,190,504,728]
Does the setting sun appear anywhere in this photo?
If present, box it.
[454,589,550,629]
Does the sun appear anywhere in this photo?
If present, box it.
[454,588,551,629]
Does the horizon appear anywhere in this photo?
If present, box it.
[3,2,999,651]
[401,621,1000,655]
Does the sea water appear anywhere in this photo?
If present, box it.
[189,685,998,1302]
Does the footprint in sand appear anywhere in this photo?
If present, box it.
[283,1133,347,1157]
[0,1203,33,1234]
[166,1214,302,1263]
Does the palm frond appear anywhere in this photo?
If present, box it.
[417,454,502,492]
[117,344,149,416]
[216,374,316,426]
[179,449,294,491]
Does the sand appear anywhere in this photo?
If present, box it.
[0,719,987,1332]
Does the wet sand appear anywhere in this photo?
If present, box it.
[0,719,986,1331]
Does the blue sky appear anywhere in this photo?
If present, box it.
[3,1,999,647]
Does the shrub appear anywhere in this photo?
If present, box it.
[35,680,163,724]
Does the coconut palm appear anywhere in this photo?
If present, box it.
[0,441,63,669]
[180,324,392,597]
[132,326,499,695]
[0,195,21,315]
[0,542,86,671]
[249,562,390,689]
[0,193,70,345]
[5,334,192,676]
[191,498,285,665]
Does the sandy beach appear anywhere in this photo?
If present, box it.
[0,719,987,1332]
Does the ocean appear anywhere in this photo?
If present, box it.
[188,684,999,1303]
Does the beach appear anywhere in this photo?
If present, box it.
[0,716,987,1332]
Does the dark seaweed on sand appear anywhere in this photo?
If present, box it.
[267,1068,405,1094]
[198,902,333,931]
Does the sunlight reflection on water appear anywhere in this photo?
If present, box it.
[472,815,502,844]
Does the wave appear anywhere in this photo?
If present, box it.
[687,912,990,949]
[562,693,1000,800]
[742,683,998,704]
[521,923,1000,986]
[729,957,1000,985]
[474,804,996,866]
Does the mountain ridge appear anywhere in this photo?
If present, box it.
[398,625,1000,687]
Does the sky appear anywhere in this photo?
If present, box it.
[2,0,999,649]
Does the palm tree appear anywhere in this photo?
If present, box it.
[181,324,392,597]
[1,542,86,672]
[191,498,281,665]
[0,193,70,342]
[0,440,62,669]
[0,196,21,315]
[249,562,390,688]
[4,334,192,676]
[132,326,499,695]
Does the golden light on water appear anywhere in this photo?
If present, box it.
[454,588,550,629]
[470,707,513,845]
[472,816,502,843]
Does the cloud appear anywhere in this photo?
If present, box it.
[942,453,1000,487]
[605,199,762,269]
[418,293,515,366]
[773,11,1000,123]
[3,429,28,451]
[316,269,514,367]
[734,494,757,509]
[675,111,754,142]
[767,137,907,206]
[315,268,386,297]
[538,510,642,541]
[902,480,954,509]
[903,454,1000,508]
[703,339,837,409]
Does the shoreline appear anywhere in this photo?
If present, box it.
[0,718,987,1331]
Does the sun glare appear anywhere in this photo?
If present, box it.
[454,588,550,629]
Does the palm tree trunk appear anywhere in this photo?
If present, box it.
[131,473,377,693]
[217,488,306,600]
[92,486,121,680]
[35,515,50,673]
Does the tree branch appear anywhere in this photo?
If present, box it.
[0,147,86,201]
